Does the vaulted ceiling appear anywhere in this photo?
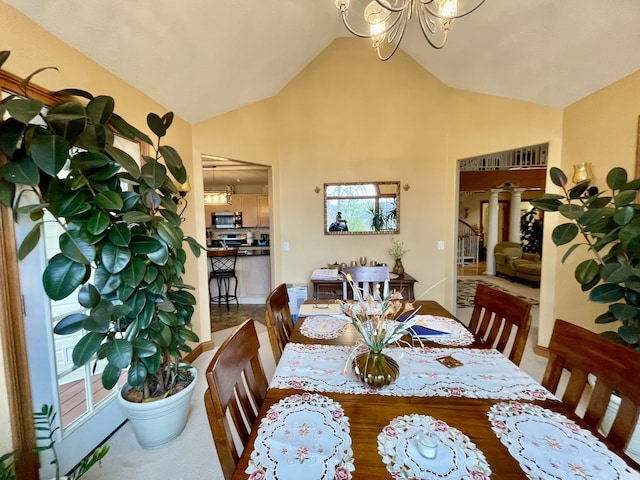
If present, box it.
[6,0,640,125]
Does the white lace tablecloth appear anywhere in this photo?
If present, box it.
[246,392,354,480]
[409,315,475,346]
[378,414,492,479]
[299,316,348,339]
[270,343,555,400]
[488,401,640,480]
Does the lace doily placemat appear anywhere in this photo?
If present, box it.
[409,315,475,346]
[488,401,640,480]
[378,414,491,479]
[299,316,348,339]
[246,392,354,480]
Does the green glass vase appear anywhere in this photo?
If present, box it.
[352,350,399,388]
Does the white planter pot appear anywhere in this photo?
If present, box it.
[118,369,197,449]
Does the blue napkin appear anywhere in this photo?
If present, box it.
[398,314,451,337]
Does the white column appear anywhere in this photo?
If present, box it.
[485,189,502,275]
[508,188,526,243]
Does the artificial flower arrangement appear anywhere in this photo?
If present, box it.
[339,272,421,387]
[339,272,422,352]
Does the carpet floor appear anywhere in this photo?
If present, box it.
[457,277,539,308]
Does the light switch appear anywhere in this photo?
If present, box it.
[437,240,445,251]
[283,241,289,251]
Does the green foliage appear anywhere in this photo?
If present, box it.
[0,451,16,480]
[33,404,109,479]
[520,208,542,255]
[0,51,204,399]
[531,166,640,347]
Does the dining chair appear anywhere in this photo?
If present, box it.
[204,318,269,480]
[342,266,390,300]
[265,283,294,364]
[542,319,640,454]
[467,282,532,365]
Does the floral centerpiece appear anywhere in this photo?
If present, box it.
[387,238,408,275]
[339,272,421,388]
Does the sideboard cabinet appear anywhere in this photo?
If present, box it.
[311,273,417,301]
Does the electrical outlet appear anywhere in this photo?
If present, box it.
[437,240,445,250]
[283,241,289,251]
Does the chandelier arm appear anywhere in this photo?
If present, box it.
[371,0,413,14]
[340,7,406,40]
[420,0,486,19]
[376,17,408,60]
[416,6,448,49]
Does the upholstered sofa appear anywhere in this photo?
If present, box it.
[494,242,541,286]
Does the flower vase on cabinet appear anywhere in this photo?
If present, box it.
[392,259,404,275]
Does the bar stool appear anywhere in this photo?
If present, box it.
[208,249,239,310]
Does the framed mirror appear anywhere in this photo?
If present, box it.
[324,181,400,235]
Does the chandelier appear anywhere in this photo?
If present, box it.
[335,0,485,60]
[203,186,233,205]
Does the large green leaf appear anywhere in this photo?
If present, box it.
[59,230,96,264]
[101,242,131,274]
[30,132,69,176]
[83,308,111,333]
[78,283,101,309]
[607,167,627,190]
[53,313,87,335]
[88,163,120,182]
[94,264,122,294]
[43,253,89,300]
[0,155,40,186]
[108,113,153,146]
[126,361,147,388]
[131,337,156,358]
[574,259,599,285]
[141,188,161,210]
[558,203,583,220]
[107,223,132,246]
[589,283,625,303]
[87,210,110,235]
[57,191,92,217]
[613,205,634,226]
[619,325,639,345]
[146,112,166,138]
[549,167,567,188]
[6,97,43,124]
[72,331,105,367]
[121,211,153,223]
[140,161,167,189]
[105,144,140,178]
[94,190,124,210]
[86,95,114,125]
[158,311,178,327]
[120,191,140,212]
[170,290,197,306]
[0,117,26,157]
[552,223,579,246]
[105,339,133,369]
[17,222,42,260]
[610,303,640,322]
[45,101,87,143]
[614,190,637,207]
[121,257,146,287]
[71,151,111,169]
[159,145,186,183]
[156,220,183,248]
[601,263,632,284]
[131,235,169,265]
[76,123,108,153]
[101,363,121,390]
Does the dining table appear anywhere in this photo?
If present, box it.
[230,300,640,480]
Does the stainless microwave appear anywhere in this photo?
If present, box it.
[212,212,242,229]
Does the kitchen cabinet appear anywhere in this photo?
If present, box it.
[237,194,269,228]
[257,195,269,227]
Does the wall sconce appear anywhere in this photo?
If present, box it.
[572,163,593,184]
[172,180,191,221]
[314,186,320,194]
[403,184,411,191]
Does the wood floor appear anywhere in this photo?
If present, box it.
[458,260,487,277]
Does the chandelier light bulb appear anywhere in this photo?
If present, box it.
[435,0,458,18]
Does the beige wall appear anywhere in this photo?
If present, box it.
[550,69,640,339]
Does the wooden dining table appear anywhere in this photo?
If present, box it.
[230,300,639,479]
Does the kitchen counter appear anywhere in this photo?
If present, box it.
[206,246,270,256]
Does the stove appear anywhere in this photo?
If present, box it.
[215,233,247,247]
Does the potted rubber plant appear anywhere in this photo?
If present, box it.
[531,166,640,348]
[0,51,203,447]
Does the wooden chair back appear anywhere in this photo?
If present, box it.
[342,266,390,300]
[204,319,268,480]
[542,319,640,453]
[265,283,294,364]
[468,282,532,365]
